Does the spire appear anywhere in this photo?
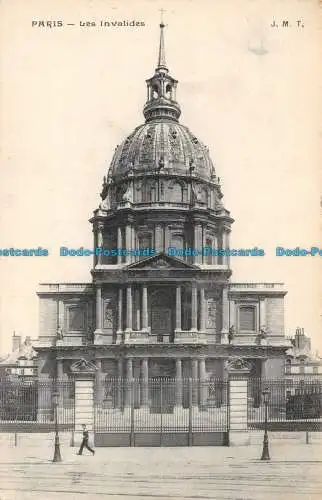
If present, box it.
[157,12,167,72]
[143,16,181,122]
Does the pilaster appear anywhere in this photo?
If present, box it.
[226,357,251,446]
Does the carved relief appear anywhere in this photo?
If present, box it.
[150,258,171,269]
[103,298,114,329]
[225,357,252,372]
[206,298,217,329]
[70,358,97,374]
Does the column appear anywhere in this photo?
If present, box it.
[142,286,148,330]
[213,235,218,265]
[200,287,206,331]
[95,285,102,333]
[221,286,229,344]
[259,297,266,331]
[217,231,224,264]
[116,358,123,408]
[199,358,207,407]
[141,358,149,407]
[135,288,140,330]
[57,359,63,379]
[175,285,182,330]
[95,359,105,404]
[117,287,123,331]
[191,283,198,330]
[223,230,230,266]
[125,225,131,264]
[117,227,122,264]
[155,224,163,253]
[175,358,183,407]
[58,299,64,333]
[202,227,206,264]
[191,358,198,406]
[194,224,202,264]
[97,223,104,265]
[164,226,169,252]
[229,299,235,330]
[126,285,132,331]
[125,358,133,407]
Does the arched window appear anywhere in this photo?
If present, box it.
[138,233,152,251]
[152,84,159,99]
[200,188,209,205]
[239,306,256,332]
[141,182,152,203]
[165,84,172,99]
[170,234,184,252]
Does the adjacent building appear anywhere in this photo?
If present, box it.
[0,333,37,379]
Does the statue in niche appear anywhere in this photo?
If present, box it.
[87,324,94,342]
[228,325,235,344]
[99,196,111,210]
[122,183,133,203]
[191,183,202,203]
[56,325,63,340]
[103,299,114,329]
[158,156,165,171]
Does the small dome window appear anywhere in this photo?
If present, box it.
[165,84,172,99]
[152,84,159,99]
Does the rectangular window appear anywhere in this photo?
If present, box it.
[67,306,85,332]
[239,306,256,331]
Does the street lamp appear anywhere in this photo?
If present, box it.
[260,387,270,461]
[52,390,62,462]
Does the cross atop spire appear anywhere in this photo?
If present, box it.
[143,16,181,122]
[157,9,168,72]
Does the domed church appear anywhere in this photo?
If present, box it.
[35,24,290,398]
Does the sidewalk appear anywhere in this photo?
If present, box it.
[0,435,321,500]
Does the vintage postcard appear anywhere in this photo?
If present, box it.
[0,0,321,499]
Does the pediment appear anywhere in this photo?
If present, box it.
[70,358,97,374]
[126,253,198,270]
[225,357,252,372]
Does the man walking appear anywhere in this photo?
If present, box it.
[77,424,95,455]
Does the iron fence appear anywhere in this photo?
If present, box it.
[248,378,322,431]
[0,378,75,431]
[94,377,229,435]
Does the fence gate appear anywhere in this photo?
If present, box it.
[94,377,229,447]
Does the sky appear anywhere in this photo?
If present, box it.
[0,0,321,355]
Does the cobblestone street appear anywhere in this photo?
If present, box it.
[0,434,321,499]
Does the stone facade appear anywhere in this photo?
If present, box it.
[34,24,291,397]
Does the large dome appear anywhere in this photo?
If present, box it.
[109,120,216,182]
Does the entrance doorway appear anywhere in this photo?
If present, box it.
[151,307,171,342]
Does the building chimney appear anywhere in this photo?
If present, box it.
[12,332,21,352]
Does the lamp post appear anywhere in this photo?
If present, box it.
[52,390,62,462]
[260,387,270,461]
